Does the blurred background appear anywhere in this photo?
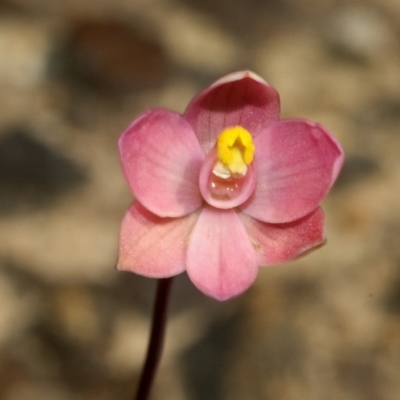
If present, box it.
[0,0,399,399]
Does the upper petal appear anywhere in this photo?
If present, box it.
[117,201,200,277]
[186,205,258,301]
[240,119,344,223]
[119,109,205,218]
[184,71,280,154]
[239,207,326,266]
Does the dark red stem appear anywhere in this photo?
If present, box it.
[134,277,173,400]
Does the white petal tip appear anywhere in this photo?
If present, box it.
[211,70,269,87]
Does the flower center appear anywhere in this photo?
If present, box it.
[214,126,255,177]
[199,126,256,209]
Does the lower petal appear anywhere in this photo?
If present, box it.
[187,205,258,300]
[239,207,326,266]
[118,202,199,278]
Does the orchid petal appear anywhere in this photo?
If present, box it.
[240,120,344,223]
[119,109,205,218]
[239,207,326,266]
[184,71,280,154]
[187,205,258,300]
[117,202,199,277]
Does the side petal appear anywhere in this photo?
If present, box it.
[184,71,280,154]
[240,119,344,223]
[186,205,258,301]
[117,202,200,277]
[239,208,326,266]
[119,109,205,218]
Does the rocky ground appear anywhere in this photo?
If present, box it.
[0,0,400,399]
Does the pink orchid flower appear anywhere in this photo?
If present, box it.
[117,71,344,300]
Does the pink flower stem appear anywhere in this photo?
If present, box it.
[134,277,174,400]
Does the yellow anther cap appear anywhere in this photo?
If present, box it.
[217,126,255,175]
